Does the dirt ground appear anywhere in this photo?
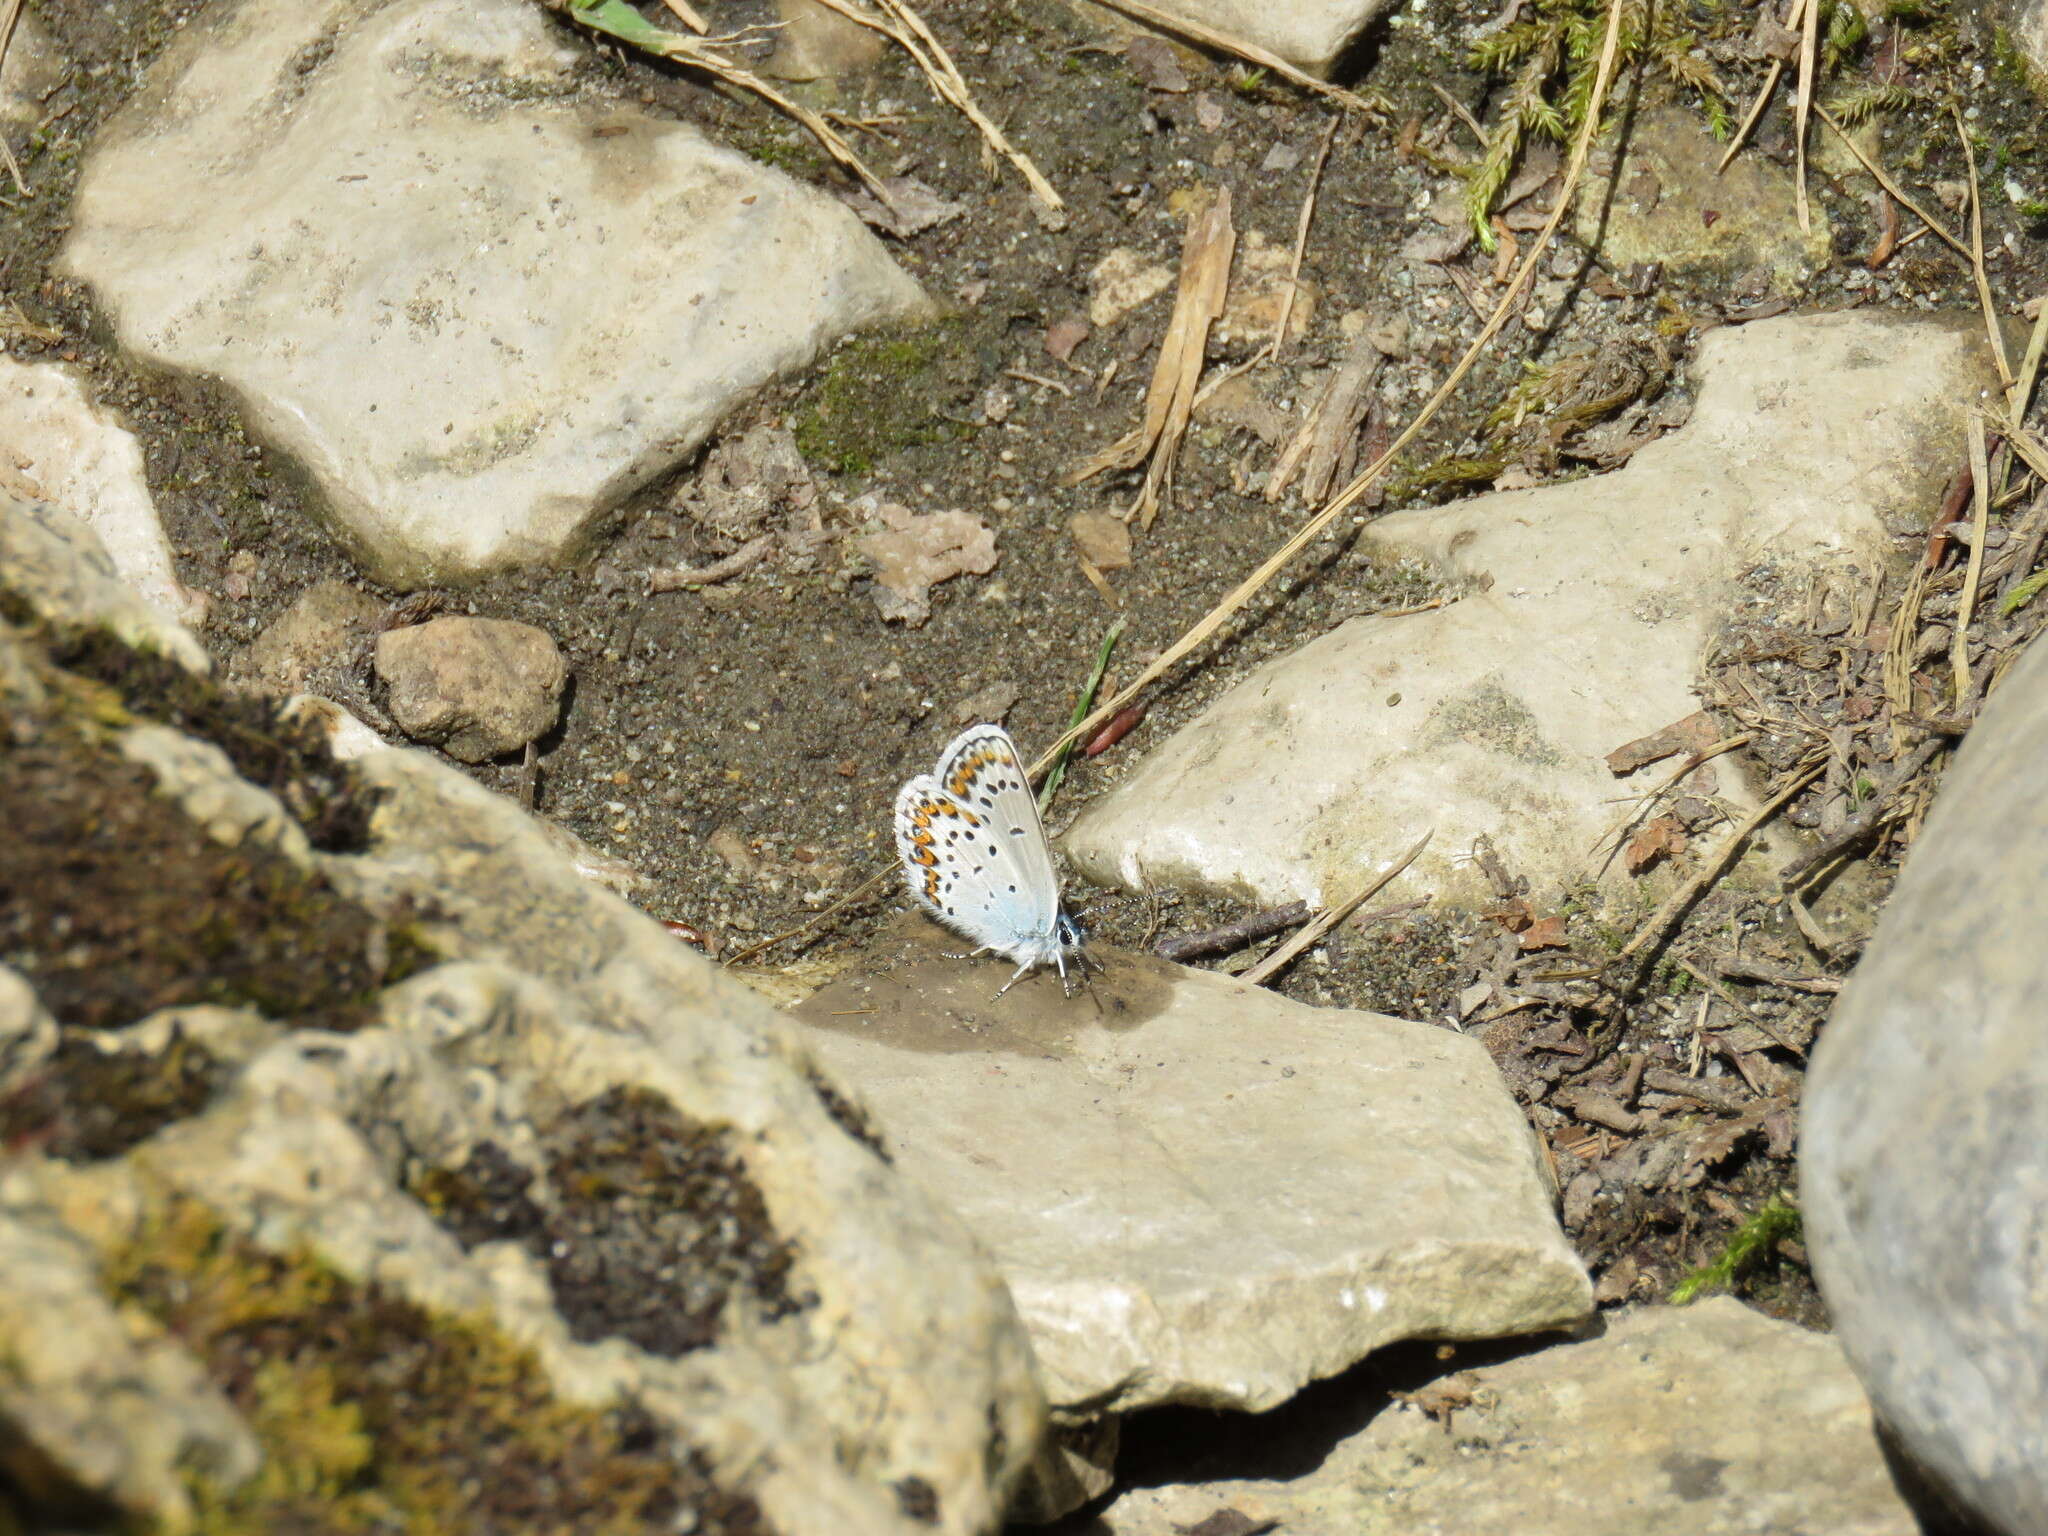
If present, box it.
[7,0,2047,1382]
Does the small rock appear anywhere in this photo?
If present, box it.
[764,0,886,80]
[952,681,1021,726]
[1125,35,1191,92]
[1045,317,1092,362]
[1259,140,1303,175]
[373,616,566,762]
[237,580,383,695]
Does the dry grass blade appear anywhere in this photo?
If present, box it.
[809,0,1063,210]
[1030,0,1633,782]
[1815,105,1966,259]
[1586,733,1753,871]
[0,0,27,195]
[1793,0,1818,231]
[1268,116,1339,363]
[1955,103,2017,400]
[1617,764,1822,963]
[1242,829,1432,985]
[1717,0,1801,174]
[563,2,898,208]
[1953,415,1992,706]
[1066,186,1236,528]
[1079,0,1384,117]
[2014,296,2048,429]
[658,0,708,31]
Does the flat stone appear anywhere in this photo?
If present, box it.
[1576,107,1831,286]
[374,615,566,761]
[1802,629,2048,1534]
[236,579,383,696]
[1064,313,1994,908]
[60,0,927,588]
[1,10,64,126]
[0,358,207,628]
[791,921,1590,1418]
[767,0,888,80]
[1094,1300,1918,1535]
[1072,0,1390,78]
[0,493,210,675]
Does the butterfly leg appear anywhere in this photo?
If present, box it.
[992,957,1039,1000]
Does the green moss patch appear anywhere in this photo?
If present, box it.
[101,1194,770,1535]
[412,1087,808,1357]
[790,324,972,478]
[0,1031,228,1163]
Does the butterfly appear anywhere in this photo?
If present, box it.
[894,723,1090,997]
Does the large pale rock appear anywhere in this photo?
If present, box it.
[0,522,1044,1534]
[791,924,1590,1418]
[1802,631,2048,1534]
[1095,1300,1918,1535]
[0,360,207,628]
[374,615,567,761]
[0,493,210,674]
[1066,313,1994,908]
[60,0,927,587]
[1074,0,1388,78]
[1577,107,1831,285]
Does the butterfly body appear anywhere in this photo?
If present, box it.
[894,724,1088,995]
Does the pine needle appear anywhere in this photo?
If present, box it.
[1954,103,2017,402]
[1952,415,1991,708]
[1717,0,1801,172]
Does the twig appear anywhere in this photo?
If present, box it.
[1674,959,1806,1057]
[1617,764,1822,963]
[1028,0,1632,784]
[1268,115,1339,363]
[1156,900,1310,962]
[658,0,708,31]
[806,0,1063,210]
[1243,829,1432,985]
[1004,367,1072,396]
[1955,103,2017,400]
[1814,105,1966,259]
[1778,739,1940,886]
[647,535,773,592]
[1078,0,1385,117]
[1952,414,1991,706]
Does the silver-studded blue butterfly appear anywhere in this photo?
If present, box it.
[894,723,1089,996]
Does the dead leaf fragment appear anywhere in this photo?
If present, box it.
[1069,511,1132,570]
[1125,34,1191,92]
[1518,913,1570,951]
[837,175,966,238]
[1605,711,1720,775]
[855,504,998,625]
[1624,815,1690,874]
[1045,317,1091,362]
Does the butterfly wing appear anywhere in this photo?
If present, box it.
[893,724,1062,954]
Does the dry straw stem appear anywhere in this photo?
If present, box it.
[0,0,26,195]
[1793,0,1818,231]
[1242,828,1432,985]
[1951,414,1991,707]
[1954,104,2017,402]
[1079,0,1385,116]
[1029,0,1634,783]
[1717,0,1802,174]
[1815,105,1966,258]
[803,0,1063,210]
[1617,763,1822,963]
[1268,116,1339,364]
[2014,299,2048,427]
[1066,186,1236,528]
[658,0,708,31]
